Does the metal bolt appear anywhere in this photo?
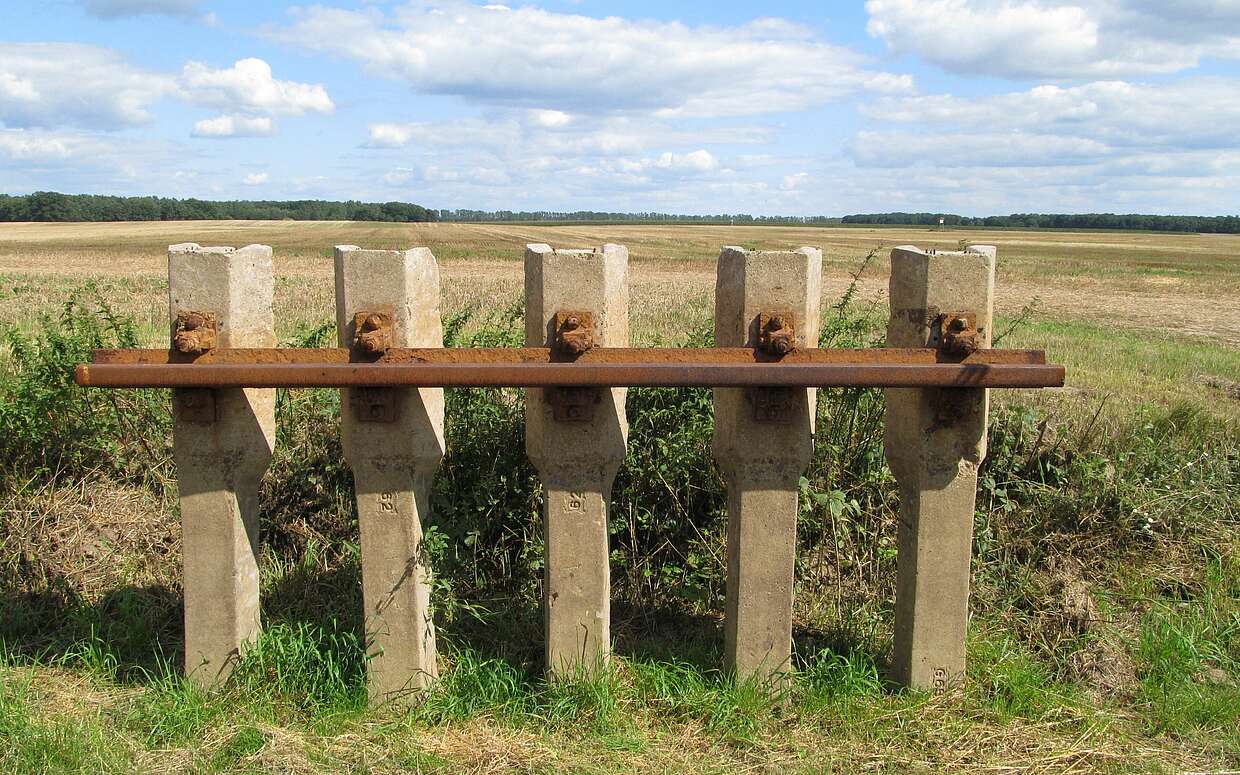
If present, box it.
[554,311,594,356]
[355,312,393,355]
[759,314,796,355]
[174,311,216,355]
[939,313,980,357]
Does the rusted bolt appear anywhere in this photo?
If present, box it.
[353,311,393,355]
[553,310,595,356]
[939,312,980,357]
[173,311,217,355]
[757,312,797,356]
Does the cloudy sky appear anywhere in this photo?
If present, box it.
[2,0,1239,215]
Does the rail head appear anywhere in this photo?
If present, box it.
[74,347,1065,389]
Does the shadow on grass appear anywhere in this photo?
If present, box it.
[0,578,182,682]
[2,559,886,704]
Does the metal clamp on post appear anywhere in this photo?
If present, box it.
[351,310,399,423]
[549,309,600,422]
[750,310,798,423]
[935,312,980,360]
[173,310,218,423]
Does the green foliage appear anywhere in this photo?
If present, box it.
[969,632,1078,720]
[0,671,131,773]
[226,620,368,715]
[980,402,1238,556]
[0,192,434,223]
[431,303,542,602]
[0,287,170,485]
[1135,553,1240,741]
[842,211,1240,233]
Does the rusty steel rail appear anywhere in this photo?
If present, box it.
[75,347,1065,389]
[85,346,1048,366]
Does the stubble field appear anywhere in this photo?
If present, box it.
[0,220,1237,773]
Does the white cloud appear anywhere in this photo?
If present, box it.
[781,172,810,190]
[0,73,39,102]
[866,0,1240,78]
[367,123,425,149]
[243,172,269,185]
[0,45,332,139]
[366,115,772,155]
[0,127,196,196]
[274,1,911,118]
[191,115,276,138]
[654,149,719,173]
[78,0,201,18]
[0,128,84,160]
[529,109,573,128]
[383,167,416,186]
[830,75,1240,215]
[861,79,1240,154]
[180,58,334,116]
[0,43,175,130]
[850,130,1112,168]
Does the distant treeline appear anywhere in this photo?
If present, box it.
[437,209,843,225]
[841,212,1240,233]
[0,192,435,223]
[440,209,1240,232]
[4,193,1237,233]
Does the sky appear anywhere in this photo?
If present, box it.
[2,0,1239,216]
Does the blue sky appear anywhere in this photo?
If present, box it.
[2,0,1239,215]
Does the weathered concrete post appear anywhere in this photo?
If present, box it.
[335,245,445,702]
[169,243,276,686]
[885,244,995,692]
[524,243,629,679]
[713,246,823,685]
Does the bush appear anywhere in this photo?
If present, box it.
[0,287,170,486]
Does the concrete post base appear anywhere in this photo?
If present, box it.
[712,246,823,685]
[524,243,629,679]
[884,244,996,692]
[335,246,446,702]
[169,243,275,687]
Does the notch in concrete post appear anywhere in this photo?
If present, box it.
[884,244,995,693]
[524,243,629,679]
[335,245,446,703]
[168,243,275,686]
[712,246,823,687]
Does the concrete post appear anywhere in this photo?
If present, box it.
[335,246,446,702]
[524,243,629,679]
[169,243,276,686]
[884,245,995,692]
[712,246,823,685]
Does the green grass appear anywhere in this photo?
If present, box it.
[1002,316,1240,418]
[5,615,1224,773]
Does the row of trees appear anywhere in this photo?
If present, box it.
[0,192,436,223]
[841,211,1240,233]
[3,193,1236,233]
[438,209,843,225]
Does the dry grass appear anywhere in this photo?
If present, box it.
[2,220,1239,344]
